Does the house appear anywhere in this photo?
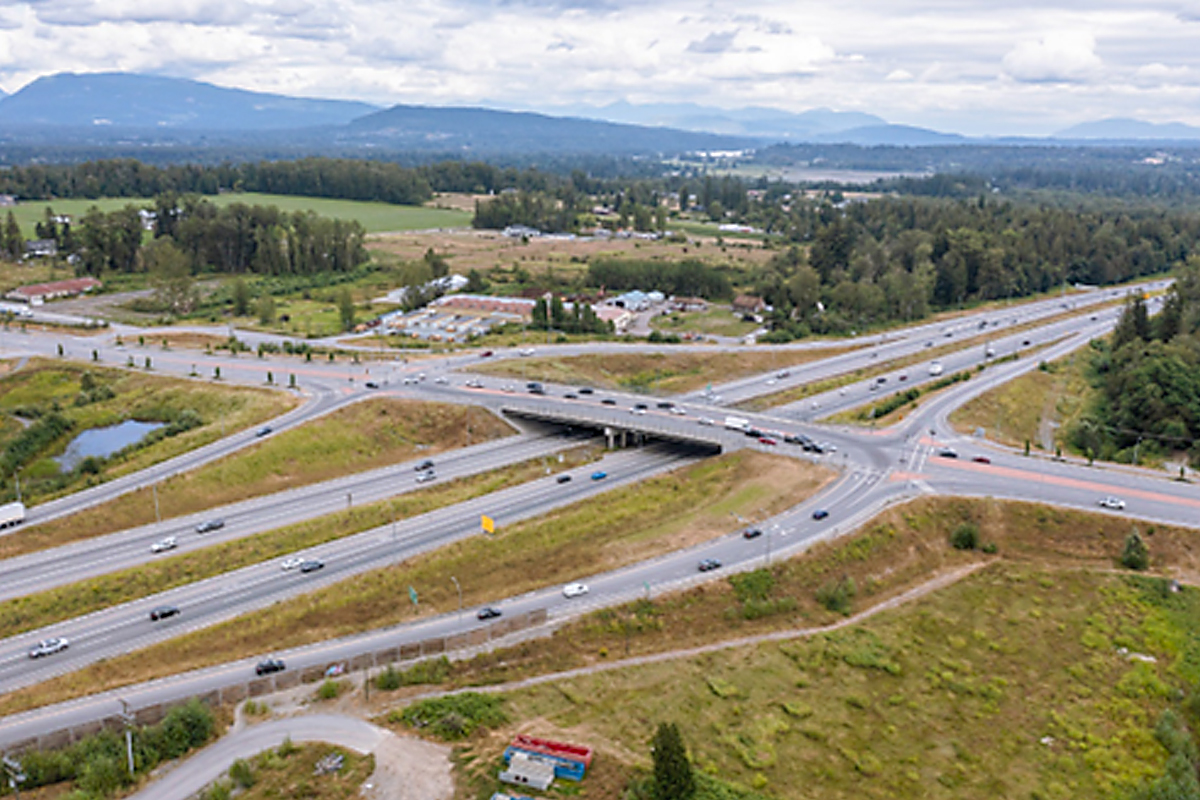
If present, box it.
[0,195,15,207]
[610,291,650,311]
[23,239,58,258]
[671,296,709,312]
[732,294,766,314]
[6,277,102,304]
[593,305,633,334]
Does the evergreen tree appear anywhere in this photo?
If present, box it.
[337,287,356,331]
[4,211,22,259]
[651,722,695,800]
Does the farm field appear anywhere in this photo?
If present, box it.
[7,193,470,235]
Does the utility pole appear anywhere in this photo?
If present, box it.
[450,576,462,620]
[118,699,135,778]
[2,754,26,800]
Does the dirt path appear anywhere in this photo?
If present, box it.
[397,561,989,705]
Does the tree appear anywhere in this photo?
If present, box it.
[1121,530,1150,571]
[144,238,197,315]
[337,287,356,331]
[651,722,695,800]
[4,211,22,259]
[256,294,276,325]
[231,278,252,316]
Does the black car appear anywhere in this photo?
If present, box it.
[634,403,649,411]
[476,607,503,620]
[556,474,572,484]
[196,519,225,534]
[698,558,722,572]
[937,449,959,459]
[812,509,830,520]
[656,401,674,409]
[745,428,764,438]
[150,605,180,621]
[256,426,272,437]
[742,527,763,540]
[414,459,435,472]
[601,398,617,405]
[563,393,578,399]
[300,559,325,573]
[255,658,286,676]
[364,381,380,389]
[578,387,595,395]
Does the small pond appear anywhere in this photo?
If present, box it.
[54,420,165,472]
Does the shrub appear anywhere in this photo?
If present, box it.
[229,758,256,789]
[950,522,979,551]
[1122,530,1150,571]
[375,665,402,691]
[316,679,346,700]
[816,576,856,615]
[394,693,506,740]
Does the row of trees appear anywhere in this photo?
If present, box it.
[1070,259,1200,465]
[530,295,612,335]
[587,258,731,299]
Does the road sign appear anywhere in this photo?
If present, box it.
[481,515,494,534]
[408,586,418,606]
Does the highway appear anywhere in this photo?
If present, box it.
[0,274,1192,750]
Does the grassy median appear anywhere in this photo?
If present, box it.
[0,445,601,638]
[0,451,832,716]
[2,398,513,559]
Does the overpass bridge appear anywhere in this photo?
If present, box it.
[501,401,735,454]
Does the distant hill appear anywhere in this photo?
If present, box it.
[341,104,751,154]
[814,124,967,146]
[0,72,379,130]
[551,101,887,139]
[1054,117,1200,141]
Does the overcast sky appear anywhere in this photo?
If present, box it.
[1,1,1198,135]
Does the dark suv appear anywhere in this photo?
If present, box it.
[255,658,286,676]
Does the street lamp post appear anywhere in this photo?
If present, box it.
[450,576,462,620]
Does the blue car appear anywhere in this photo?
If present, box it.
[591,471,607,481]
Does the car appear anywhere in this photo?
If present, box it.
[758,437,777,446]
[414,459,435,472]
[876,376,887,384]
[821,443,838,453]
[812,509,830,520]
[634,403,649,410]
[527,382,545,395]
[150,536,178,553]
[630,407,646,415]
[776,370,791,379]
[972,455,992,464]
[1099,496,1126,510]
[519,348,535,356]
[477,607,503,620]
[1022,339,1031,346]
[578,387,595,395]
[196,519,225,534]
[299,559,324,573]
[937,448,959,459]
[898,374,908,381]
[656,401,674,409]
[697,417,716,426]
[255,426,272,437]
[670,407,687,416]
[150,605,180,622]
[255,658,286,676]
[434,376,448,384]
[742,527,763,540]
[591,471,607,481]
[416,470,436,483]
[403,376,419,385]
[745,427,764,437]
[464,378,483,388]
[480,350,493,358]
[601,398,617,405]
[698,558,722,572]
[364,381,380,389]
[925,341,933,347]
[563,393,578,399]
[556,474,572,484]
[28,637,69,659]
[281,557,304,571]
[562,582,589,598]
[869,383,879,391]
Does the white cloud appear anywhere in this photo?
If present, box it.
[885,69,914,82]
[1002,31,1102,82]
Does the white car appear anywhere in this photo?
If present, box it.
[670,407,687,416]
[416,470,437,483]
[281,557,304,571]
[697,417,716,426]
[562,582,589,598]
[434,376,448,384]
[519,348,535,356]
[1099,497,1126,510]
[28,637,69,659]
[150,536,178,553]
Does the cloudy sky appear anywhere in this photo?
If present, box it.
[0,0,1198,135]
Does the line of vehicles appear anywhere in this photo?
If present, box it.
[722,417,837,453]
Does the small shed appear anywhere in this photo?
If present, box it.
[499,752,556,791]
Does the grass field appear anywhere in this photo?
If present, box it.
[7,193,470,236]
[0,451,831,717]
[651,306,761,338]
[2,397,512,560]
[950,351,1093,451]
[0,446,600,639]
[0,359,292,507]
[205,742,373,800]
[382,495,1200,800]
[474,346,861,395]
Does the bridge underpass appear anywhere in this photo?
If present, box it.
[501,404,729,455]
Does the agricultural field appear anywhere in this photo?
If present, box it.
[0,450,832,716]
[0,359,291,509]
[3,397,512,558]
[7,193,470,236]
[474,346,861,395]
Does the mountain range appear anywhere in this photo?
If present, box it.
[0,72,1198,156]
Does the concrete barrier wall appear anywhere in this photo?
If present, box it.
[22,607,551,753]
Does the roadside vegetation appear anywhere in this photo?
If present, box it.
[0,360,291,508]
[0,445,599,638]
[195,742,373,800]
[474,346,860,395]
[0,451,831,716]
[1,398,512,559]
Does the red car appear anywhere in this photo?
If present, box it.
[758,437,777,446]
[480,350,493,358]
[972,456,991,464]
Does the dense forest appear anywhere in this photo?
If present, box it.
[1071,263,1200,466]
